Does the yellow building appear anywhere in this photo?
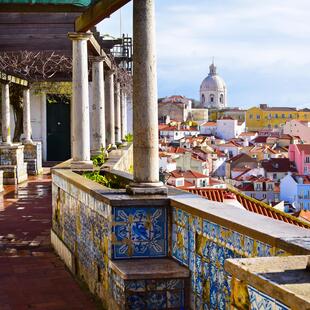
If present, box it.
[246,104,310,131]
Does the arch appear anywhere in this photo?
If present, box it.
[220,94,224,103]
[210,94,215,103]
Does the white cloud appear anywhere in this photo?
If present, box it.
[98,0,310,107]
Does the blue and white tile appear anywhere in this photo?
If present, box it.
[167,290,184,308]
[146,291,167,309]
[248,285,275,310]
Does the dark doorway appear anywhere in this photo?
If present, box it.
[47,94,71,161]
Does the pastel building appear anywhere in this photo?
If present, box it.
[280,174,310,211]
[283,120,310,144]
[246,104,310,131]
[289,144,310,175]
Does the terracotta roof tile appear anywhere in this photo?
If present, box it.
[187,188,310,229]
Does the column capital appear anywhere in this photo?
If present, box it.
[68,32,92,41]
[89,55,107,63]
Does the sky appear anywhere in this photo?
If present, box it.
[97,0,310,109]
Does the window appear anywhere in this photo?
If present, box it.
[274,113,278,119]
[267,183,273,191]
[175,179,184,187]
[256,183,262,190]
[273,173,277,180]
[220,94,224,103]
[289,114,292,118]
[282,114,285,118]
[262,194,266,199]
[249,114,253,119]
[268,113,272,119]
[201,94,205,104]
[305,157,310,163]
[256,114,260,120]
[210,94,214,103]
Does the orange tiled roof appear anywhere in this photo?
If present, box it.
[187,188,310,229]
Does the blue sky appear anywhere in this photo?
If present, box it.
[98,0,310,109]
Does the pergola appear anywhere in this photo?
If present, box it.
[0,0,165,193]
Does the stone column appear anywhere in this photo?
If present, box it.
[68,32,93,169]
[105,70,116,148]
[1,83,12,145]
[90,56,106,155]
[121,87,128,141]
[114,79,122,144]
[128,0,166,194]
[23,88,32,144]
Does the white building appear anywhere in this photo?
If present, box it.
[200,62,227,109]
[216,117,245,140]
[159,125,200,143]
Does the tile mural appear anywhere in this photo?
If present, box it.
[112,207,167,259]
[171,206,290,310]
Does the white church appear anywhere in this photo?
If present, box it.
[200,62,227,109]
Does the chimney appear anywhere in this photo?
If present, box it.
[223,193,245,209]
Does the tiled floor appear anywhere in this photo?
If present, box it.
[0,173,99,310]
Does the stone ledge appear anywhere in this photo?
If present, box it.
[225,255,310,309]
[110,258,190,280]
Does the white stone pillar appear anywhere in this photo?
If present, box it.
[1,83,12,145]
[114,79,122,144]
[90,56,106,155]
[105,70,116,147]
[68,32,93,169]
[121,87,128,141]
[23,88,32,144]
[128,0,166,194]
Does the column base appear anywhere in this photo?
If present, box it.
[126,182,168,195]
[71,160,93,170]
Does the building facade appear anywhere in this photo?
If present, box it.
[246,104,310,131]
[289,144,310,175]
[283,120,310,144]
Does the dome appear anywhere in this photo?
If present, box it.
[200,63,226,92]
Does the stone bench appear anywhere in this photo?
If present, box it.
[109,258,190,310]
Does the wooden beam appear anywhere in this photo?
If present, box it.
[75,0,130,32]
[0,4,85,13]
[0,71,28,86]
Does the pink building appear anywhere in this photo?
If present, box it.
[289,144,310,175]
[283,120,310,144]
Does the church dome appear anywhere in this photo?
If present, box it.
[200,63,226,92]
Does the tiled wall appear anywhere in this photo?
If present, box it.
[247,285,289,310]
[110,269,186,310]
[171,206,290,310]
[112,206,167,259]
[52,173,170,309]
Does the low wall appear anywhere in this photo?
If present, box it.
[169,195,310,309]
[225,255,310,309]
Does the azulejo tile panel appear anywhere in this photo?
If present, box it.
[248,285,290,310]
[112,207,167,259]
[120,277,186,310]
[171,206,290,310]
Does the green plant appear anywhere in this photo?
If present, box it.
[83,171,108,186]
[125,133,133,143]
[83,171,122,189]
[91,146,109,168]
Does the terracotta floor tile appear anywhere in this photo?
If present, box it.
[0,174,98,310]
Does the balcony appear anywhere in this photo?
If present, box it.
[51,147,310,309]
